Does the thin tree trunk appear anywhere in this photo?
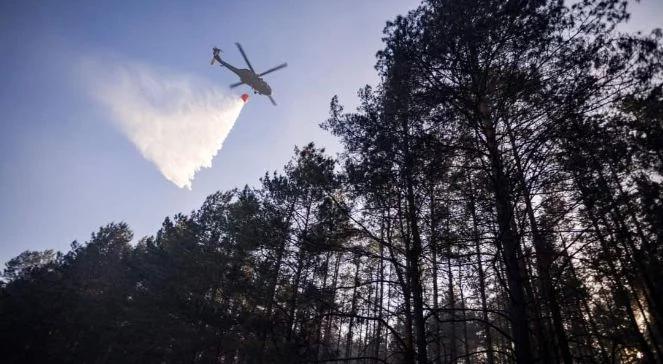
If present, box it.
[483,118,533,363]
[468,179,495,364]
[446,231,457,363]
[345,257,361,359]
[430,187,443,364]
[506,122,573,364]
[458,259,470,364]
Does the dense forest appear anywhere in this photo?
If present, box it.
[2,0,663,362]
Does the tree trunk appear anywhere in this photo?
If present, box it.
[483,119,533,363]
[506,121,573,364]
[468,180,495,364]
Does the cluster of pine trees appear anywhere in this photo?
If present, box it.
[2,0,662,362]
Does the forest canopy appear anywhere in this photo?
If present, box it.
[2,0,663,363]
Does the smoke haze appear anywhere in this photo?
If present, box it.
[85,59,244,189]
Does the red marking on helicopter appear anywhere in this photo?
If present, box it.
[241,93,249,103]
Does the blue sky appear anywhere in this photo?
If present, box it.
[0,0,661,264]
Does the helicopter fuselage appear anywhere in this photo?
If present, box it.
[217,58,272,96]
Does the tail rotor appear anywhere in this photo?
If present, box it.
[210,47,221,65]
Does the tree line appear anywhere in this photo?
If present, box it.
[2,0,662,362]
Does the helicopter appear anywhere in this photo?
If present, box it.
[210,43,287,106]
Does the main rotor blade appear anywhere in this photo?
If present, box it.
[230,81,245,88]
[258,63,288,77]
[268,95,277,106]
[235,42,255,73]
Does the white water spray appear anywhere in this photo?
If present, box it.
[84,59,245,189]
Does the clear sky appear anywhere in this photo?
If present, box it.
[0,0,661,265]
